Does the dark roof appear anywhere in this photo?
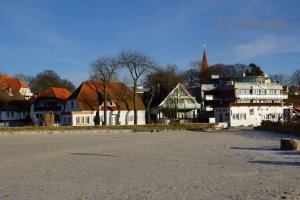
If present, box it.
[0,89,30,111]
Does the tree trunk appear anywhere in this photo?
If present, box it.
[103,86,107,126]
[133,80,137,125]
[146,85,156,124]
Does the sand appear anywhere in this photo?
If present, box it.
[0,129,299,200]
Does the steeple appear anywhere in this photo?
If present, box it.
[200,50,209,84]
[201,50,209,71]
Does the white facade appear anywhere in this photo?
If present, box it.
[62,110,145,126]
[63,98,145,126]
[215,105,292,127]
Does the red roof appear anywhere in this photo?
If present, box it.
[0,74,29,91]
[69,81,145,111]
[39,87,71,101]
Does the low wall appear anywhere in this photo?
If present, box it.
[258,121,300,136]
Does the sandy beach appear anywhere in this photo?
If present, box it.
[0,129,299,200]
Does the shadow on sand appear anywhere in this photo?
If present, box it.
[249,160,300,167]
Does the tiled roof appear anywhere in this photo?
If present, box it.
[69,81,145,111]
[38,87,71,101]
[5,78,29,90]
[0,74,30,90]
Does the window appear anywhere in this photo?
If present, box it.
[233,114,236,120]
[249,109,254,115]
[85,117,90,124]
[6,112,10,118]
[225,113,229,120]
[76,117,80,124]
[71,101,74,109]
[11,112,14,118]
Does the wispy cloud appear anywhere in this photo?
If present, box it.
[219,17,287,30]
[232,35,300,60]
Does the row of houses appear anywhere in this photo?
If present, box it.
[0,51,295,127]
[0,75,145,126]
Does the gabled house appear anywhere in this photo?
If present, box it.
[0,88,30,126]
[0,74,33,100]
[155,83,201,122]
[62,81,145,126]
[31,87,71,125]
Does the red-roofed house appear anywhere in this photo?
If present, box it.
[62,81,145,126]
[0,74,33,100]
[31,87,71,125]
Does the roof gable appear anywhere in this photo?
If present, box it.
[158,83,199,107]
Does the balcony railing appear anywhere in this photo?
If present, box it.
[236,94,288,100]
[34,106,62,112]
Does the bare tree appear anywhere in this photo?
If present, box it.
[291,69,300,87]
[119,50,156,125]
[90,56,120,126]
[270,73,290,86]
[115,83,128,125]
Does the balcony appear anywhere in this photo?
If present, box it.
[34,106,62,112]
[236,94,288,100]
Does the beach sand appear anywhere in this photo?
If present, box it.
[0,129,299,200]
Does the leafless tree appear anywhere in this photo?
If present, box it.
[119,50,156,125]
[90,56,120,126]
[270,73,291,86]
[291,69,300,87]
[115,83,128,125]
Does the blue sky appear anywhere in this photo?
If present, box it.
[0,0,300,86]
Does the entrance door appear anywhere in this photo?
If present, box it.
[110,114,117,125]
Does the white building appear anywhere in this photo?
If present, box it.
[215,103,292,127]
[214,76,291,127]
[62,81,145,126]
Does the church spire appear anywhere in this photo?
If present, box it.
[200,50,209,84]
